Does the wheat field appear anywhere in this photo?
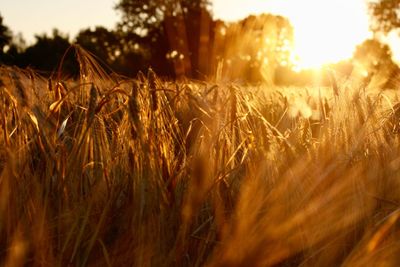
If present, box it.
[1,47,400,266]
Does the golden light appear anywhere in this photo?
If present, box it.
[213,0,372,69]
[287,0,372,69]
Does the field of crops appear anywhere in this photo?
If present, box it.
[1,48,400,266]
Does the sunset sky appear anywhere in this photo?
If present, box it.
[0,0,396,68]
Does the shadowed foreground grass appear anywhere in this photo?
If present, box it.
[1,48,400,266]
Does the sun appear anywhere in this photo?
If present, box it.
[284,0,372,69]
[214,0,372,70]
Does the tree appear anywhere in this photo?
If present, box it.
[18,30,78,75]
[213,14,294,83]
[163,2,213,77]
[76,26,162,76]
[76,27,120,63]
[116,0,210,34]
[353,39,399,88]
[115,0,212,77]
[76,27,122,71]
[369,0,400,34]
[0,13,12,63]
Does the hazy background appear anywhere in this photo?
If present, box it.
[0,0,399,87]
[1,0,395,65]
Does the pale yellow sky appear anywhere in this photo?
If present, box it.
[0,0,119,43]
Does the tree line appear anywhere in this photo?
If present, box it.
[0,0,399,86]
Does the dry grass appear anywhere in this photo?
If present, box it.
[1,47,400,266]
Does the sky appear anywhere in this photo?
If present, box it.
[0,0,119,42]
[0,0,396,68]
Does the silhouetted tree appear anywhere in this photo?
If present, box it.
[138,26,174,76]
[18,30,78,75]
[163,1,213,78]
[76,27,120,65]
[115,0,212,77]
[115,1,170,76]
[116,0,210,33]
[353,39,399,88]
[0,13,12,63]
[369,0,400,34]
[213,14,294,83]
[77,26,166,76]
[354,39,393,66]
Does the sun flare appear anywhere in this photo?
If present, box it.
[288,0,372,69]
[214,0,372,70]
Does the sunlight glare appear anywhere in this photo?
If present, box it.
[213,0,372,69]
[287,0,372,69]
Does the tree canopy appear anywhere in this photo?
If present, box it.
[115,0,211,34]
[115,0,212,78]
[212,14,294,83]
[17,30,78,75]
[0,13,12,60]
[369,0,400,34]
